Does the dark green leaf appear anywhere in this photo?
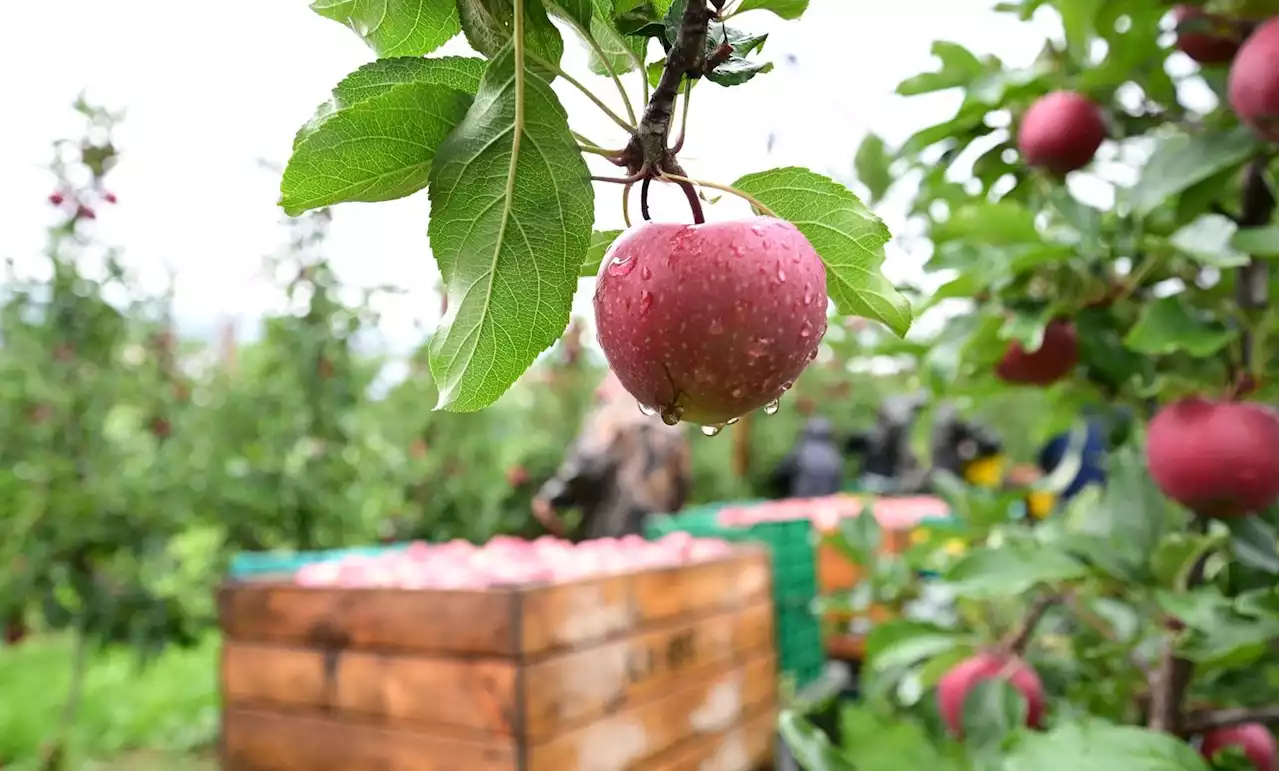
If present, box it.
[426,42,594,411]
[1223,514,1280,575]
[310,0,460,57]
[962,679,1027,754]
[732,0,809,20]
[1231,224,1279,258]
[585,0,647,75]
[854,133,893,205]
[733,167,913,336]
[544,0,592,27]
[1123,295,1238,357]
[1150,532,1225,590]
[280,60,477,215]
[579,229,622,277]
[1128,128,1262,219]
[1067,446,1171,579]
[614,1,665,36]
[707,54,773,86]
[457,0,565,65]
[1158,588,1278,667]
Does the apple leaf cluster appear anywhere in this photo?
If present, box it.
[281,0,912,414]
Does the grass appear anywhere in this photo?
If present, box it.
[0,634,220,770]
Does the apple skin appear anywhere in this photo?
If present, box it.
[593,217,827,426]
[1016,92,1107,175]
[1200,723,1279,771]
[1146,398,1279,517]
[1229,17,1279,142]
[1175,5,1244,64]
[937,652,1046,739]
[995,319,1079,386]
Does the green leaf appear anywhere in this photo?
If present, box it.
[280,60,478,215]
[837,704,970,771]
[544,0,593,27]
[865,622,967,675]
[457,0,565,65]
[1169,214,1250,268]
[1150,532,1225,590]
[579,229,622,277]
[943,543,1087,598]
[732,0,809,19]
[1128,128,1262,219]
[1004,720,1212,771]
[854,133,893,205]
[732,167,913,336]
[584,0,646,76]
[932,200,1041,245]
[1123,295,1238,357]
[1158,588,1278,667]
[962,679,1027,754]
[1067,446,1171,579]
[895,41,985,96]
[426,42,594,411]
[1231,224,1279,258]
[1223,514,1280,575]
[778,710,855,771]
[310,0,461,57]
[704,25,773,87]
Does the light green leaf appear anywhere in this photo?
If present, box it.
[943,543,1087,597]
[294,56,486,148]
[1128,127,1261,218]
[778,710,856,771]
[1231,223,1279,258]
[1223,514,1280,575]
[1169,214,1250,268]
[457,0,565,65]
[895,41,985,96]
[585,0,646,76]
[854,133,893,205]
[1067,447,1171,579]
[962,679,1027,755]
[1123,295,1237,357]
[1150,532,1224,590]
[1158,587,1278,667]
[1004,720,1211,771]
[544,0,593,27]
[280,63,476,215]
[579,229,622,277]
[733,0,809,19]
[426,42,594,411]
[309,0,460,57]
[932,200,1041,245]
[733,167,913,336]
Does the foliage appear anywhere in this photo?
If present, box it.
[785,0,1279,768]
[281,0,909,413]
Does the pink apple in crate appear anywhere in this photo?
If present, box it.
[688,539,733,561]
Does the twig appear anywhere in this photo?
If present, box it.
[661,172,776,218]
[1067,593,1149,673]
[528,53,635,133]
[622,182,633,228]
[998,593,1060,656]
[548,2,637,125]
[641,176,653,221]
[592,173,643,184]
[1235,156,1275,377]
[1148,519,1212,734]
[1184,705,1280,734]
[671,79,694,153]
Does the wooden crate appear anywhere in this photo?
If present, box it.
[217,546,779,771]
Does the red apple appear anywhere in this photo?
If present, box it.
[593,217,828,427]
[1200,723,1278,771]
[1016,92,1107,175]
[1175,6,1245,64]
[1229,17,1279,141]
[1146,398,1279,517]
[995,319,1079,386]
[937,652,1045,738]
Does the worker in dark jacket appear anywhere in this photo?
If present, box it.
[769,417,845,499]
[532,371,692,541]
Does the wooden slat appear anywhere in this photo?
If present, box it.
[218,583,517,655]
[648,707,777,771]
[220,708,516,771]
[521,601,774,739]
[526,654,777,771]
[220,642,519,736]
[518,548,771,656]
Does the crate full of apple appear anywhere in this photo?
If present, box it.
[217,532,779,771]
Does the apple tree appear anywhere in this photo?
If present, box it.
[782,1,1278,770]
[280,0,913,432]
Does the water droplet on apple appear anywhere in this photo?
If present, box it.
[807,348,819,361]
[776,266,787,283]
[708,318,726,335]
[747,340,766,358]
[640,265,653,280]
[763,398,781,415]
[731,386,745,399]
[730,245,745,258]
[700,424,724,437]
[637,402,657,417]
[726,416,741,425]
[639,291,654,315]
[607,254,636,277]
[802,285,814,306]
[791,248,803,263]
[799,321,813,340]
[750,225,765,236]
[660,404,684,426]
[781,380,794,391]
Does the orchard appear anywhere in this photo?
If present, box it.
[1,0,1277,770]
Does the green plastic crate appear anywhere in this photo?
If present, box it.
[229,543,412,579]
[645,510,825,691]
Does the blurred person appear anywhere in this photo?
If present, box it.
[768,416,845,499]
[532,371,692,541]
[845,392,928,493]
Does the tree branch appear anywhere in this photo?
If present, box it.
[1184,705,1280,734]
[1148,521,1212,734]
[999,593,1060,656]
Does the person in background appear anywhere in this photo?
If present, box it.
[845,393,928,493]
[532,371,691,541]
[768,417,845,499]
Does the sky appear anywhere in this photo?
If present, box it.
[0,0,1066,357]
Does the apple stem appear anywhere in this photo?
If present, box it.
[641,177,653,221]
[1235,156,1275,381]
